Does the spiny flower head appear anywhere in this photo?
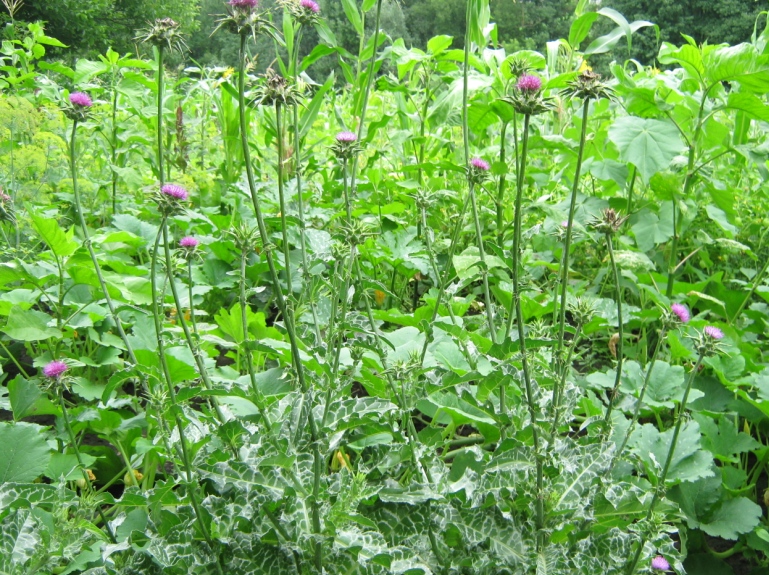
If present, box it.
[671,303,690,323]
[69,92,93,107]
[516,74,542,92]
[229,0,258,7]
[563,69,613,101]
[336,131,357,143]
[704,326,724,340]
[470,157,490,171]
[161,184,189,201]
[467,157,491,185]
[136,18,186,53]
[43,360,68,379]
[179,236,199,248]
[651,555,670,571]
[300,0,320,13]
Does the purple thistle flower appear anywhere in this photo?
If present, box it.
[69,92,93,108]
[671,303,690,323]
[517,74,542,93]
[229,0,258,7]
[161,184,189,201]
[300,0,320,13]
[651,555,670,571]
[470,157,490,171]
[179,236,199,248]
[336,131,357,143]
[704,326,724,340]
[0,191,10,202]
[43,360,68,379]
[560,220,569,228]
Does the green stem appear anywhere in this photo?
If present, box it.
[611,328,667,471]
[69,120,138,368]
[275,103,293,294]
[237,32,322,569]
[507,113,544,548]
[732,255,769,323]
[553,98,590,419]
[58,387,116,543]
[625,165,637,215]
[625,351,706,575]
[496,121,508,247]
[468,181,497,343]
[602,233,625,428]
[157,46,165,187]
[111,86,118,215]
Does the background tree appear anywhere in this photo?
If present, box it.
[603,0,764,64]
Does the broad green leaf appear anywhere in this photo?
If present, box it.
[726,91,769,122]
[1,306,62,341]
[28,210,79,259]
[629,421,713,484]
[704,43,769,92]
[694,413,760,461]
[698,497,763,540]
[341,0,363,36]
[608,117,684,183]
[452,245,506,281]
[8,377,58,420]
[658,42,705,81]
[569,12,599,48]
[630,206,675,252]
[0,423,51,484]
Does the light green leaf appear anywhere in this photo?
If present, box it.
[1,306,62,341]
[28,210,79,259]
[0,423,51,484]
[698,497,762,540]
[609,117,685,183]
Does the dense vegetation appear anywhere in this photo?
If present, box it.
[1,0,769,574]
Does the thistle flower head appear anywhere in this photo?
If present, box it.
[179,236,199,248]
[136,18,186,53]
[590,207,627,235]
[161,184,189,200]
[517,74,542,92]
[332,131,362,160]
[704,326,724,340]
[229,0,258,8]
[43,360,68,379]
[651,556,670,571]
[214,0,268,36]
[670,303,690,324]
[563,69,613,101]
[300,0,319,13]
[252,69,304,107]
[470,157,490,171]
[0,190,13,224]
[69,92,93,108]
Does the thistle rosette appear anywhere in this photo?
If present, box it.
[154,183,190,215]
[64,91,93,122]
[279,0,320,26]
[213,0,270,38]
[503,73,552,116]
[467,157,491,185]
[562,69,613,102]
[136,18,186,53]
[332,131,362,161]
[251,69,304,108]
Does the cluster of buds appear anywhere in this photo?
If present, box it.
[590,208,627,235]
[504,73,552,116]
[562,69,613,102]
[154,183,190,216]
[213,0,268,38]
[278,0,321,26]
[251,69,304,108]
[64,91,93,122]
[467,157,491,185]
[332,131,362,161]
[136,18,186,53]
[0,189,14,224]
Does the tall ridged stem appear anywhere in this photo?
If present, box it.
[602,232,625,428]
[156,46,165,187]
[508,113,544,547]
[58,387,116,543]
[149,219,222,574]
[69,119,138,367]
[552,98,590,419]
[237,32,322,569]
[611,328,668,471]
[275,103,293,294]
[348,0,383,196]
[625,351,706,575]
[111,85,118,215]
[462,0,496,343]
[495,121,508,246]
[160,225,228,428]
[291,25,322,345]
